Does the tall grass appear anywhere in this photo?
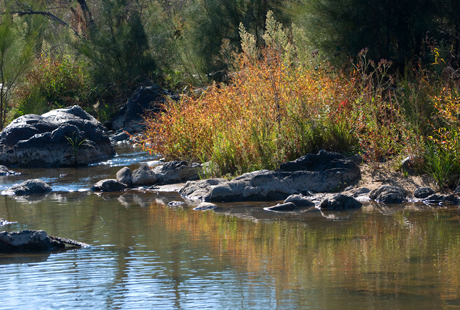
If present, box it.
[143,12,460,189]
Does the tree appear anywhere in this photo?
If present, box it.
[0,14,34,129]
[296,0,438,68]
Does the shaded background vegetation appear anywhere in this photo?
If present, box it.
[1,0,460,188]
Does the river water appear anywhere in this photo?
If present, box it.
[0,145,460,309]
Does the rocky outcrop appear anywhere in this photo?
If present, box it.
[369,185,406,204]
[91,179,127,192]
[0,106,115,167]
[0,230,90,252]
[109,85,179,132]
[180,151,361,202]
[2,179,52,196]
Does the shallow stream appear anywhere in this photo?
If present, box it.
[1,145,460,309]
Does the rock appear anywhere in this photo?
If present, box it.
[0,165,18,176]
[424,194,459,205]
[110,85,179,132]
[110,130,130,143]
[264,202,297,212]
[153,161,201,184]
[369,185,406,204]
[193,202,218,211]
[319,194,362,210]
[353,187,370,197]
[132,163,157,186]
[116,167,133,187]
[0,219,16,226]
[2,179,52,196]
[91,179,127,192]
[0,106,114,167]
[180,151,361,202]
[0,230,89,252]
[283,194,315,207]
[414,187,435,199]
[168,201,185,207]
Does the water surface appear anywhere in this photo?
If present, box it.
[0,146,460,309]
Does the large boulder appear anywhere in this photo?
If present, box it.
[319,194,362,210]
[180,150,361,202]
[91,179,127,192]
[109,85,179,132]
[0,106,115,167]
[2,179,52,196]
[0,230,89,252]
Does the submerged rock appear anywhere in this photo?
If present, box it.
[180,150,361,202]
[0,230,89,253]
[2,179,52,196]
[0,106,114,167]
[369,185,406,204]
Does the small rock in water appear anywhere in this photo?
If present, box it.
[353,187,370,197]
[264,202,297,212]
[168,201,185,207]
[0,165,19,176]
[369,185,406,204]
[2,179,52,196]
[91,179,127,192]
[320,194,362,210]
[283,194,314,207]
[116,167,133,187]
[193,202,217,211]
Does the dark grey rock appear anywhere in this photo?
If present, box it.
[424,194,460,205]
[353,187,370,197]
[369,185,406,204]
[264,202,297,212]
[193,202,218,211]
[319,194,362,210]
[2,179,52,196]
[283,194,315,207]
[168,201,185,207]
[0,106,114,167]
[116,167,133,187]
[0,230,89,252]
[180,151,361,202]
[414,187,435,199]
[110,85,179,132]
[110,131,130,143]
[0,165,18,176]
[153,161,201,184]
[92,179,126,192]
[132,163,157,186]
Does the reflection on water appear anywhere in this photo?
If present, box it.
[0,146,460,309]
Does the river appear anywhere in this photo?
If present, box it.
[0,145,459,309]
